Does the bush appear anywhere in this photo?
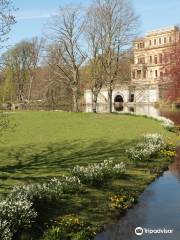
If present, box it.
[72,160,126,186]
[0,198,37,237]
[52,176,82,194]
[9,176,81,202]
[126,134,165,164]
[0,220,12,240]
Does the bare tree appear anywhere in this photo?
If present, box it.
[45,43,73,109]
[26,37,43,102]
[0,0,16,50]
[46,5,86,112]
[85,6,105,112]
[1,38,42,102]
[89,0,138,112]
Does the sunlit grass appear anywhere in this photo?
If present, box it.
[0,111,175,238]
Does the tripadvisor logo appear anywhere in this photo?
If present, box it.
[135,227,174,236]
[135,227,143,236]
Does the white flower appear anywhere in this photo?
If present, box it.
[72,160,126,185]
[126,133,165,162]
[0,198,37,235]
[0,220,12,240]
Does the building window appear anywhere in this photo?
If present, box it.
[159,38,162,44]
[137,70,141,79]
[154,39,156,45]
[159,53,163,64]
[155,70,158,78]
[143,70,146,79]
[130,94,134,102]
[139,42,144,48]
[164,37,167,44]
[169,36,172,42]
[149,56,152,64]
[149,40,151,46]
[138,57,145,64]
[154,55,158,64]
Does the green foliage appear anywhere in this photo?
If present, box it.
[43,226,66,240]
[43,215,95,240]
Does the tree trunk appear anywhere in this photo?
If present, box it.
[107,88,113,113]
[28,75,33,103]
[72,88,79,112]
[92,93,98,113]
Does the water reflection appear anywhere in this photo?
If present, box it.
[85,103,160,116]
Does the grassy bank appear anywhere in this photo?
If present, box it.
[0,111,177,239]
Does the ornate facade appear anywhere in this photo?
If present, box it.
[85,26,180,112]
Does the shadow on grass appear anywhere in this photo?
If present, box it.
[0,139,164,240]
[0,139,134,179]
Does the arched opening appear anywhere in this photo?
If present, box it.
[114,95,124,111]
[114,95,124,103]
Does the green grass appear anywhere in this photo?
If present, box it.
[0,111,176,238]
[2,111,174,145]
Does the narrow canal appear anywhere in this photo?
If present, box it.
[95,111,180,240]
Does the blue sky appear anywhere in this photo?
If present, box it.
[6,0,180,49]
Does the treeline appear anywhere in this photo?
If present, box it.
[0,0,138,112]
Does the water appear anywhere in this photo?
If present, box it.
[95,110,180,240]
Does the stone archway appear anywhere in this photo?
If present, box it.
[114,95,124,111]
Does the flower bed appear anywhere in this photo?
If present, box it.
[9,176,82,202]
[0,176,82,240]
[126,134,166,164]
[0,198,37,240]
[72,160,126,186]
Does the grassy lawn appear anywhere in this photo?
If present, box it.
[0,111,176,238]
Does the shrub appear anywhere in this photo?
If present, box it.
[8,183,59,202]
[51,176,82,194]
[126,134,165,163]
[0,198,37,236]
[72,160,126,186]
[112,162,126,177]
[0,220,12,240]
[143,133,165,148]
[9,176,81,202]
[3,176,81,239]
